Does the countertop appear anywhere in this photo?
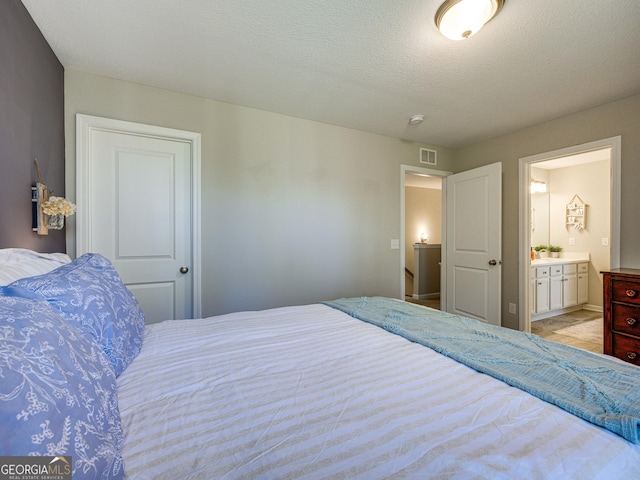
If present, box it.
[530,253,590,266]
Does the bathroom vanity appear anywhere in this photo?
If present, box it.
[530,256,590,320]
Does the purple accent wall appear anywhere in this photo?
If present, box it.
[0,0,65,252]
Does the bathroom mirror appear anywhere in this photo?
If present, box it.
[530,190,549,248]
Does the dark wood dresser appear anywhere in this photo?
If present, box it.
[602,268,640,366]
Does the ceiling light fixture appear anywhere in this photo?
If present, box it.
[409,115,424,125]
[435,0,505,41]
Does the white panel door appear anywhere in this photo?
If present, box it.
[444,162,501,325]
[76,115,200,324]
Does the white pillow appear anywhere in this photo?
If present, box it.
[0,248,71,285]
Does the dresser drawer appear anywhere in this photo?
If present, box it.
[612,304,640,336]
[612,279,640,305]
[611,334,640,366]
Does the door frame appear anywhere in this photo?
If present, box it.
[75,114,202,318]
[518,136,621,332]
[400,165,451,302]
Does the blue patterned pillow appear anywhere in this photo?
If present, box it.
[0,294,124,479]
[11,253,145,377]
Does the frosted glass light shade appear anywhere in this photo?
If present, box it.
[435,0,505,41]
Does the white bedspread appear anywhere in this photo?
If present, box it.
[117,304,640,479]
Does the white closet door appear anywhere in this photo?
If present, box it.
[76,115,201,323]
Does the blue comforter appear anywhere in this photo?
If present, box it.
[323,296,640,444]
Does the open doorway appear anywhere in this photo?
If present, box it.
[400,165,450,310]
[405,172,442,309]
[401,163,502,323]
[519,137,621,347]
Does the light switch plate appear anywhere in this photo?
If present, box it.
[390,239,400,250]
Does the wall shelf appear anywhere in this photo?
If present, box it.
[566,194,587,231]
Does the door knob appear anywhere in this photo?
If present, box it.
[179,266,189,274]
[489,259,497,266]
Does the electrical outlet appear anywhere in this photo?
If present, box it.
[508,303,516,314]
[602,237,609,246]
[569,237,575,246]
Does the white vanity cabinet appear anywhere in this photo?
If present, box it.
[551,263,577,310]
[530,267,537,315]
[577,262,589,305]
[531,260,589,320]
[534,266,550,314]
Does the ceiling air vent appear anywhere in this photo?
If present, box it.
[420,148,437,165]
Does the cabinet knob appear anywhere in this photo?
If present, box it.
[626,289,637,298]
[626,352,637,361]
[626,317,638,326]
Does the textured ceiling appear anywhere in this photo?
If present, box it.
[21,0,640,148]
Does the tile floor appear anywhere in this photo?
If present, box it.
[406,296,603,354]
[530,310,603,354]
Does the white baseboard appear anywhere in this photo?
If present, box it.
[412,292,440,300]
[583,304,603,313]
[531,303,602,321]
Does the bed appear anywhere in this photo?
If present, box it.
[2,250,640,479]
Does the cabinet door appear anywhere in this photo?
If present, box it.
[536,277,550,313]
[549,275,563,310]
[530,268,536,314]
[577,273,588,304]
[563,274,578,307]
[530,276,536,314]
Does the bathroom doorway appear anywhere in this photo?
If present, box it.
[519,137,621,337]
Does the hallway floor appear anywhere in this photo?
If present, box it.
[405,296,440,310]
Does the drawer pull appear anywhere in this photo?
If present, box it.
[626,352,638,361]
[626,317,638,326]
[626,289,637,298]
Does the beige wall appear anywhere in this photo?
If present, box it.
[456,93,640,329]
[404,186,442,295]
[64,70,456,316]
[63,71,639,326]
[548,160,610,308]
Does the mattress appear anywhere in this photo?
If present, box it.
[117,303,640,479]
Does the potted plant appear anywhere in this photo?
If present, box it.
[533,245,547,259]
[548,245,562,258]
